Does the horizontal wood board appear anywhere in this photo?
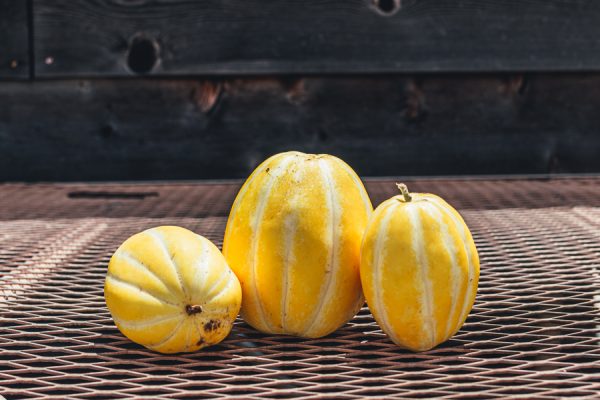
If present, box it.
[1,74,599,181]
[33,0,600,77]
[0,0,29,79]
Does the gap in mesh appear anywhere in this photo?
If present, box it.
[228,358,272,367]
[91,336,120,344]
[0,349,29,366]
[458,385,500,393]
[536,381,587,389]
[130,378,181,386]
[524,363,570,372]
[315,358,347,365]
[270,354,310,361]
[494,387,546,395]
[429,346,469,357]
[94,372,146,381]
[83,383,136,391]
[266,392,308,399]
[308,375,348,384]
[169,392,218,400]
[511,352,564,362]
[473,351,517,360]
[308,367,352,375]
[308,385,354,394]
[270,364,306,371]
[544,335,596,346]
[263,372,312,382]
[569,366,600,374]
[483,369,527,378]
[40,340,81,348]
[392,373,436,381]
[312,340,349,347]
[435,367,481,376]
[56,366,104,374]
[19,360,63,368]
[353,388,400,396]
[394,364,437,371]
[216,387,263,395]
[4,369,57,378]
[265,343,318,354]
[126,388,177,396]
[74,394,123,400]
[17,325,52,333]
[47,376,95,385]
[173,383,218,391]
[235,340,265,349]
[264,381,310,390]
[1,392,36,399]
[2,381,46,389]
[350,362,392,369]
[77,346,116,354]
[229,368,265,376]
[358,379,395,387]
[35,387,87,395]
[483,309,525,318]
[460,332,504,341]
[559,355,600,363]
[223,378,268,386]
[310,349,348,357]
[29,349,75,358]
[402,392,454,399]
[400,381,445,390]
[101,362,147,371]
[350,343,390,352]
[550,390,600,398]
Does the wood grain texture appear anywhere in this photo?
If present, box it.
[33,0,600,77]
[1,74,599,181]
[0,0,29,79]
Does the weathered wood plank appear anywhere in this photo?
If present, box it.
[1,75,599,181]
[33,0,600,77]
[0,0,29,79]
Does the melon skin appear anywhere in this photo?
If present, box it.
[104,226,241,353]
[360,188,480,352]
[223,151,373,338]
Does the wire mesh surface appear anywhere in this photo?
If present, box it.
[1,177,599,399]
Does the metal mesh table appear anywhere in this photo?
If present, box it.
[1,177,599,399]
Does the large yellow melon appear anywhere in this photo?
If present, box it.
[104,226,241,353]
[223,151,372,338]
[361,184,479,352]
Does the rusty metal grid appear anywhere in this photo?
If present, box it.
[0,177,599,399]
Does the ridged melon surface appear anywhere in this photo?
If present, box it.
[105,226,241,353]
[223,151,372,338]
[361,186,479,351]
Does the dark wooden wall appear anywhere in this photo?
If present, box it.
[31,0,600,76]
[0,1,28,79]
[2,1,600,181]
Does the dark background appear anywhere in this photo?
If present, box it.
[2,0,600,181]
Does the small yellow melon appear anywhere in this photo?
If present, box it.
[104,226,241,353]
[223,151,372,338]
[360,184,479,352]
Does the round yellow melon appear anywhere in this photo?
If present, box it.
[360,184,479,351]
[223,151,372,338]
[104,226,241,353]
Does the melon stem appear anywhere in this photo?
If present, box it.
[396,183,412,202]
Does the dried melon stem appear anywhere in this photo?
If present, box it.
[396,183,412,202]
[185,304,203,315]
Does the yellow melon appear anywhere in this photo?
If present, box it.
[104,226,241,353]
[360,184,479,351]
[223,151,372,338]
